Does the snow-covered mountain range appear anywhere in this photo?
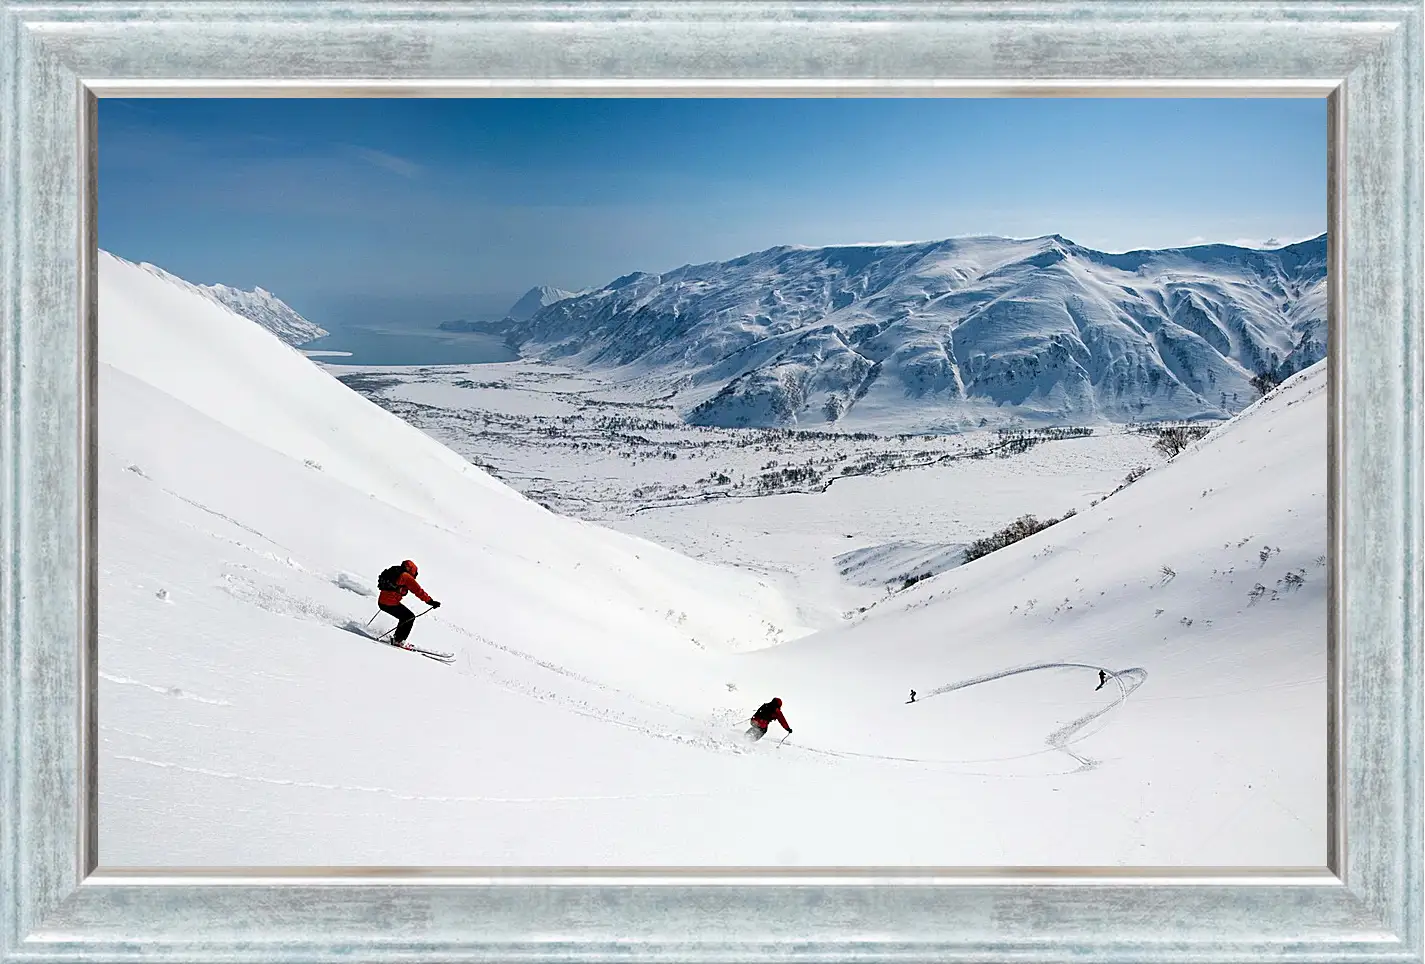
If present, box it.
[507,234,1327,432]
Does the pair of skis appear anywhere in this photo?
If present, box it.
[377,636,455,663]
[363,606,455,663]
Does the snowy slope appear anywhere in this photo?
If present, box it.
[509,234,1326,432]
[98,250,1323,868]
[742,360,1326,850]
[98,248,815,691]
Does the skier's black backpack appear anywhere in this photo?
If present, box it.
[754,700,780,721]
[377,565,406,593]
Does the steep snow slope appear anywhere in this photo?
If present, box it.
[743,360,1325,837]
[98,249,814,683]
[510,234,1326,432]
[98,250,1324,868]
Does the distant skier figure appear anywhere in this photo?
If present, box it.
[376,560,440,648]
[746,697,791,742]
[908,689,917,703]
[1095,669,1108,691]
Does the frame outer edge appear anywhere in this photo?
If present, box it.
[0,0,21,957]
[4,4,1406,84]
[1341,8,1423,951]
[3,11,86,950]
[0,0,1421,961]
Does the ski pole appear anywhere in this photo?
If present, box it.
[374,606,435,642]
[375,606,434,640]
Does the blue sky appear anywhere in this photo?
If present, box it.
[99,97,1326,328]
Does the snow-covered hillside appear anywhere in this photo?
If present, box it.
[744,360,1326,797]
[98,250,1323,868]
[509,234,1326,432]
[97,246,815,701]
[114,256,329,345]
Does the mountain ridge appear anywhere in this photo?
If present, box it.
[506,233,1327,432]
[112,256,329,346]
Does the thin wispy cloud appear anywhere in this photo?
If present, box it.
[347,146,422,179]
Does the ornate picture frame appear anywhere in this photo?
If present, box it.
[1,1,1420,960]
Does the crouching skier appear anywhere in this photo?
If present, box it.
[376,559,440,648]
[746,697,791,743]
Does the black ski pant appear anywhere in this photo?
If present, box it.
[380,602,416,643]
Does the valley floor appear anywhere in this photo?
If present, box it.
[329,359,1175,622]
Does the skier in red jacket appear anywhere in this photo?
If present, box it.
[377,560,440,647]
[745,697,791,742]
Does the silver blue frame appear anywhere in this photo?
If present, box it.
[1,2,1420,961]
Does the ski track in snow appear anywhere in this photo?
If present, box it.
[442,622,701,719]
[179,520,307,572]
[923,662,1147,770]
[219,568,352,628]
[772,663,1145,774]
[110,754,711,804]
[98,671,234,706]
[437,624,759,757]
[132,465,296,555]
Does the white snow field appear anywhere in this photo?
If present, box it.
[98,250,1325,868]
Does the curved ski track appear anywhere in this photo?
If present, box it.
[923,662,1148,770]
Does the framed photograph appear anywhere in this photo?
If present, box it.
[1,1,1420,961]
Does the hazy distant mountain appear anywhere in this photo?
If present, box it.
[506,233,1327,431]
[437,286,581,334]
[506,285,581,321]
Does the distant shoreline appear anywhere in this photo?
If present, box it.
[298,325,518,366]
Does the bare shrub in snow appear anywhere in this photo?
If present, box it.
[963,510,1076,564]
[1152,425,1211,458]
[1251,370,1282,397]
